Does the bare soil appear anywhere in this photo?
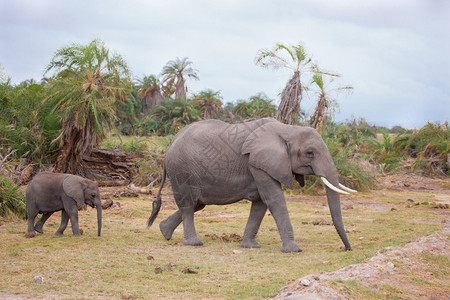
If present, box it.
[273,174,450,299]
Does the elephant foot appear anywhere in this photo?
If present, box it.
[159,219,176,240]
[34,226,44,234]
[55,232,64,237]
[25,232,36,238]
[240,239,261,248]
[281,241,302,253]
[183,236,203,246]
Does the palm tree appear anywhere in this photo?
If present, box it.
[255,43,311,125]
[44,39,131,175]
[137,75,164,113]
[193,89,223,119]
[160,57,199,100]
[309,68,353,131]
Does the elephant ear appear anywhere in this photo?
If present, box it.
[62,175,85,205]
[241,122,293,188]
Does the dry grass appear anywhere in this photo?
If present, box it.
[0,189,443,299]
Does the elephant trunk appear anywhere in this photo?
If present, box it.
[96,200,102,237]
[325,173,351,251]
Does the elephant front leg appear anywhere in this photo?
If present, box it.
[55,210,69,236]
[34,212,54,234]
[241,200,267,248]
[250,167,302,253]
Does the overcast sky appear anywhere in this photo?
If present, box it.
[1,0,449,127]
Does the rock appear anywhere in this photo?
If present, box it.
[25,232,36,238]
[233,250,243,254]
[164,265,173,272]
[33,276,44,283]
[312,219,330,226]
[102,199,114,209]
[300,279,311,287]
[147,255,154,260]
[342,201,354,210]
[182,267,198,274]
[393,180,404,187]
[390,207,397,211]
[407,199,414,203]
[154,267,163,274]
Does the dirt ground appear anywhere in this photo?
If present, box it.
[273,174,450,299]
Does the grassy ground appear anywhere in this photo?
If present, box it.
[0,188,445,299]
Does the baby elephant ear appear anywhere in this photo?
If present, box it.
[241,122,293,188]
[62,175,85,205]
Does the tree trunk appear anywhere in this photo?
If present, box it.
[151,87,164,106]
[175,78,186,99]
[81,148,136,182]
[276,71,301,125]
[311,94,327,131]
[54,112,93,176]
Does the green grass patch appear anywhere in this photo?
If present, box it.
[0,190,442,299]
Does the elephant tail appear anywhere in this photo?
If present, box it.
[147,166,166,228]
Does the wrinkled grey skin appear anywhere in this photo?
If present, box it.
[147,118,351,252]
[26,172,102,237]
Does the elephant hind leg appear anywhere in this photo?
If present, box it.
[160,204,205,240]
[181,206,203,246]
[26,210,38,238]
[34,212,54,234]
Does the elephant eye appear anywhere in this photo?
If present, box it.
[306,150,315,158]
[91,193,96,198]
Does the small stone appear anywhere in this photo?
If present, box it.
[134,229,141,233]
[33,276,44,283]
[182,267,198,274]
[79,229,84,235]
[25,232,36,238]
[154,267,163,274]
[407,199,414,203]
[147,255,154,260]
[390,207,397,211]
[102,199,114,209]
[421,201,429,205]
[121,293,135,299]
[164,265,173,272]
[233,250,243,254]
[342,201,354,210]
[301,279,311,286]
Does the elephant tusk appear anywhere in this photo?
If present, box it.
[339,183,358,193]
[320,177,350,195]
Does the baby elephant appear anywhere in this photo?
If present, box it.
[26,172,102,238]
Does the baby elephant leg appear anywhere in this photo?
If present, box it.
[34,212,54,234]
[55,211,69,236]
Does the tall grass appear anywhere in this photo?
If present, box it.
[0,177,26,218]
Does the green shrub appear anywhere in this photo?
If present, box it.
[0,177,26,218]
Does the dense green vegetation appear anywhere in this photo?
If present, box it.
[1,39,448,218]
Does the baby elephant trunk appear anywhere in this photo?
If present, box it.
[96,201,102,236]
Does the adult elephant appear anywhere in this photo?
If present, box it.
[147,118,355,252]
[26,172,102,238]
